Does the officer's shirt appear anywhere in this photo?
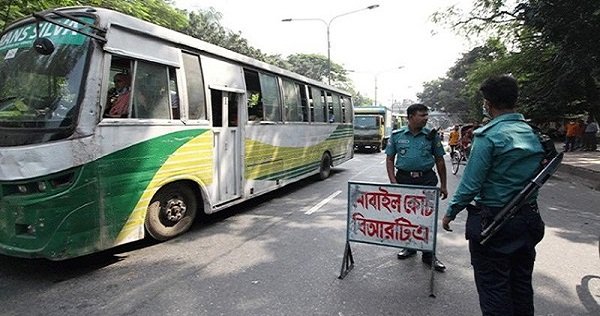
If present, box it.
[446,113,544,220]
[385,127,445,171]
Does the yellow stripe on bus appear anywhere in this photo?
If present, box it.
[115,132,214,244]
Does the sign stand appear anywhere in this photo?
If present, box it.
[338,241,354,279]
[429,254,436,298]
[338,181,440,297]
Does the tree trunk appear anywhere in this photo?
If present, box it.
[585,74,600,121]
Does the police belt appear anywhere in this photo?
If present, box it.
[473,202,539,215]
[396,169,434,178]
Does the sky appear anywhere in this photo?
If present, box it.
[173,0,476,105]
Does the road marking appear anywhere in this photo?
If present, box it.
[305,190,342,215]
[349,162,382,180]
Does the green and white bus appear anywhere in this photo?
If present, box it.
[0,7,354,260]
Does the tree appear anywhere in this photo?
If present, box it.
[435,0,600,122]
[521,0,600,121]
[351,92,373,107]
[1,0,188,31]
[419,78,469,120]
[418,38,509,123]
[285,53,349,84]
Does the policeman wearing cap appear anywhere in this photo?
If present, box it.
[385,103,448,272]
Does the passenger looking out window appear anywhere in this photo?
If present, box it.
[105,73,131,118]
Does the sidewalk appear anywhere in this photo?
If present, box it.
[554,142,600,191]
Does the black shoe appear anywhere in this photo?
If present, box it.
[422,256,446,272]
[397,249,417,259]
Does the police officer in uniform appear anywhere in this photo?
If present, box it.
[443,75,545,315]
[385,103,448,272]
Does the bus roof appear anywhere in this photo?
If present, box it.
[353,106,387,114]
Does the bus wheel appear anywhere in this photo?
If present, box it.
[145,184,197,241]
[318,153,332,180]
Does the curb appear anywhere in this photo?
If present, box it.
[554,164,600,191]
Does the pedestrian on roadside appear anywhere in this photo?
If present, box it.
[564,120,578,152]
[442,75,545,316]
[583,116,598,151]
[385,103,448,272]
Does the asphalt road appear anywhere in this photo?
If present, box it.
[0,151,598,315]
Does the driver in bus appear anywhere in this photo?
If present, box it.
[104,73,131,118]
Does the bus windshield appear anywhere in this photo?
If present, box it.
[354,116,379,129]
[0,17,93,146]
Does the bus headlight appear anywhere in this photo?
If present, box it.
[38,182,48,192]
[3,170,75,196]
[26,225,36,235]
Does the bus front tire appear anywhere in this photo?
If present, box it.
[145,184,197,241]
[318,153,332,180]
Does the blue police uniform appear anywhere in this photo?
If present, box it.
[446,113,545,316]
[386,126,445,265]
[385,126,445,184]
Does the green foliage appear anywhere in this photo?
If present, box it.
[418,78,467,115]
[418,38,509,123]
[285,53,349,85]
[520,0,600,121]
[1,1,188,31]
[181,8,292,70]
[352,92,374,107]
[433,0,600,123]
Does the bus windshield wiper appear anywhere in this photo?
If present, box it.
[32,9,107,43]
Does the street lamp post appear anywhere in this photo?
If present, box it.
[373,66,404,106]
[282,4,379,85]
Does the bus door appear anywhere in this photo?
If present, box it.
[210,88,243,204]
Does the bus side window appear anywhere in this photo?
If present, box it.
[243,69,263,122]
[308,87,315,123]
[169,68,180,119]
[182,52,207,120]
[340,96,346,123]
[132,61,170,119]
[258,72,281,122]
[299,84,309,122]
[282,79,302,122]
[321,90,328,122]
[332,93,342,123]
[311,87,325,123]
[341,96,353,123]
[326,91,334,123]
[104,57,133,118]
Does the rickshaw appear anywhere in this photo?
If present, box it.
[451,124,474,175]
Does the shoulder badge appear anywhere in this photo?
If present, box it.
[474,123,494,136]
[392,126,407,134]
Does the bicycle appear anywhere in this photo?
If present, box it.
[450,144,469,175]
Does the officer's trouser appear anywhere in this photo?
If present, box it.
[395,169,438,258]
[466,203,545,316]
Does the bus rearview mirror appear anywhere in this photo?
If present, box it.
[33,37,55,55]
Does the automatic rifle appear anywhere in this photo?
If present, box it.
[479,151,564,245]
